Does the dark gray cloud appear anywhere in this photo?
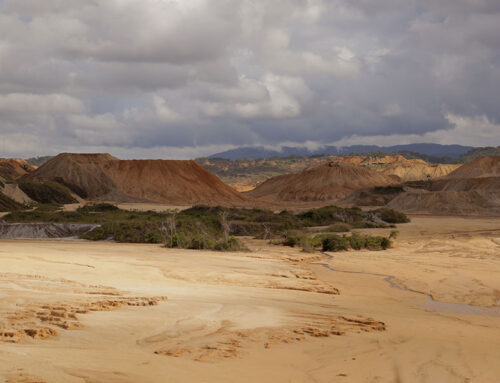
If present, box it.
[0,0,498,158]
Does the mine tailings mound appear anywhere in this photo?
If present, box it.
[0,158,36,182]
[374,157,459,183]
[247,162,390,202]
[0,223,99,239]
[386,156,500,216]
[444,156,500,179]
[21,153,252,206]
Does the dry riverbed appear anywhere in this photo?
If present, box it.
[0,216,499,383]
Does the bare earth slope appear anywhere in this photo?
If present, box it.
[103,159,250,205]
[376,157,459,182]
[445,156,500,179]
[387,156,500,215]
[248,163,389,202]
[0,158,36,182]
[21,153,251,206]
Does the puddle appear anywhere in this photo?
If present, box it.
[318,254,500,318]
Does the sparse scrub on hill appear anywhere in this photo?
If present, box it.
[18,180,78,204]
[0,191,25,212]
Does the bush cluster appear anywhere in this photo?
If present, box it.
[321,233,391,252]
[280,231,392,252]
[5,203,407,253]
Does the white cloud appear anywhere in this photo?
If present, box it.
[153,96,181,123]
[330,114,500,147]
[201,74,309,119]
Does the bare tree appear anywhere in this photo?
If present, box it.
[219,210,230,242]
[167,213,177,247]
[161,211,177,248]
[263,224,271,240]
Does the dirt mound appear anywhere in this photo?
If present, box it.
[329,155,458,182]
[0,159,36,182]
[386,157,500,215]
[247,162,390,202]
[387,190,500,216]
[22,153,118,199]
[445,156,500,179]
[22,153,250,206]
[378,160,459,182]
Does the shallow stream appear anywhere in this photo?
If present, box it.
[318,253,500,318]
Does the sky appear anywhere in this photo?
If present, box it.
[0,0,499,159]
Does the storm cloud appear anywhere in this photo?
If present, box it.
[0,0,499,158]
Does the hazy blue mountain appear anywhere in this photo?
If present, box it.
[208,143,475,161]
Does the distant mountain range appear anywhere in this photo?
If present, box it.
[208,143,476,161]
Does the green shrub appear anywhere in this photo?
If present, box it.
[147,231,162,244]
[327,223,351,232]
[81,226,108,241]
[214,236,246,251]
[322,235,349,252]
[189,234,215,250]
[171,232,188,248]
[300,236,315,253]
[375,208,410,224]
[365,236,392,250]
[348,233,366,250]
[389,230,399,239]
[33,203,62,212]
[282,234,301,247]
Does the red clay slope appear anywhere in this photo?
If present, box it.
[21,153,251,206]
[247,162,390,202]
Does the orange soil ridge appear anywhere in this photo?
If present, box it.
[21,153,253,206]
[247,162,390,202]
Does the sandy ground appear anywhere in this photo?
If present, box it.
[0,216,499,383]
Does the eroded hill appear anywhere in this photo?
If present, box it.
[247,162,390,202]
[21,153,251,206]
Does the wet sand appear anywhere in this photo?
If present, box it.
[0,216,499,382]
